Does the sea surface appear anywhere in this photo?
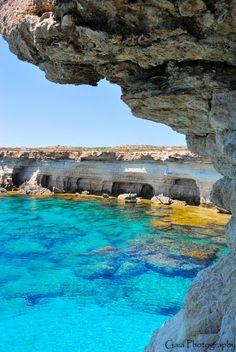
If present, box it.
[0,196,228,352]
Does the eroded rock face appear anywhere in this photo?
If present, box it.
[146,254,236,352]
[0,1,235,351]
[0,148,218,202]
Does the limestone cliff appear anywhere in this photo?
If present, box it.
[0,1,235,351]
[0,147,219,204]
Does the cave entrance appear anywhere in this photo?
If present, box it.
[63,178,69,192]
[12,173,23,187]
[63,177,75,192]
[77,178,91,193]
[140,184,155,199]
[63,177,71,192]
[41,175,51,189]
[111,182,154,199]
[169,178,200,205]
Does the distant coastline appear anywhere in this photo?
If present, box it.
[0,146,220,207]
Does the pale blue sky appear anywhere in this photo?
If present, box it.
[0,37,186,148]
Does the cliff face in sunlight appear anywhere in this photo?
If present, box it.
[0,1,235,350]
[0,148,220,204]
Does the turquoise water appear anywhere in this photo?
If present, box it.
[0,196,227,352]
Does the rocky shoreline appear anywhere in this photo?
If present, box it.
[0,189,230,229]
[0,147,220,207]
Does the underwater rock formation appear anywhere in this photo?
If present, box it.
[0,0,235,350]
[0,148,219,204]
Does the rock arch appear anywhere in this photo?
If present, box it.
[76,178,90,193]
[167,178,201,205]
[112,181,154,199]
[140,183,155,199]
[41,174,51,189]
[0,1,235,350]
[12,171,23,187]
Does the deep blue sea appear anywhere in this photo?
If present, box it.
[0,196,227,352]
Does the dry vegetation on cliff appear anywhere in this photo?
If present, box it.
[0,146,206,162]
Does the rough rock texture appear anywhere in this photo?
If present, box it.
[0,148,219,203]
[0,1,235,351]
[117,193,137,202]
[19,182,52,195]
[0,146,212,162]
[151,195,172,205]
[146,254,236,352]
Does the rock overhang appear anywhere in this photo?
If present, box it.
[0,1,235,142]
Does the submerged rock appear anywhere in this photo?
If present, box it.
[180,248,218,261]
[74,261,118,280]
[151,205,230,228]
[128,238,219,278]
[144,253,204,277]
[116,261,147,278]
[91,246,119,255]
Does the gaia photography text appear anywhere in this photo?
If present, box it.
[165,340,235,350]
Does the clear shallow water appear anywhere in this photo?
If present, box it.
[0,196,227,352]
